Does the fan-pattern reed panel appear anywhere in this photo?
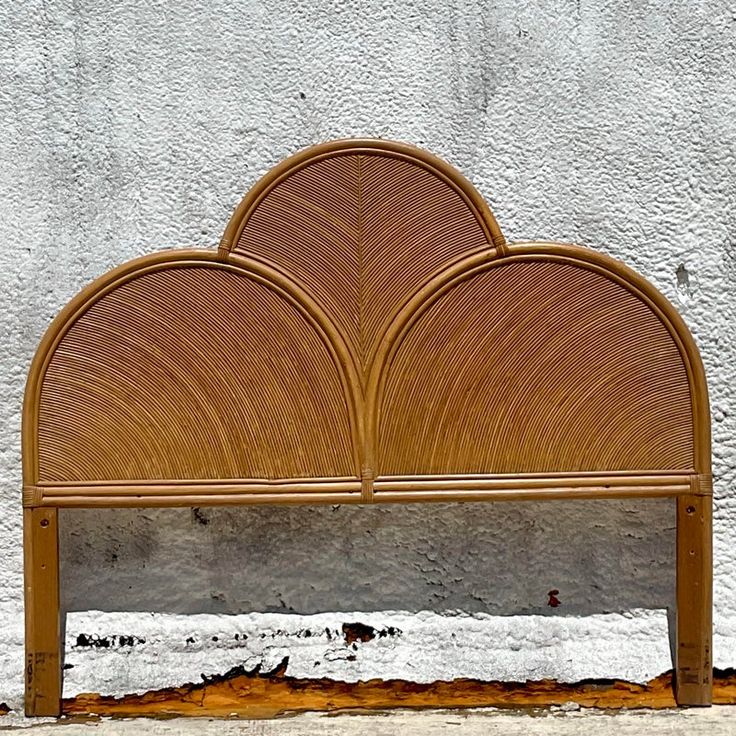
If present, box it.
[37,263,358,483]
[376,258,694,476]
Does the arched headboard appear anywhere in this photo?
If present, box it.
[22,140,712,715]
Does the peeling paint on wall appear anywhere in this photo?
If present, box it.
[62,662,736,717]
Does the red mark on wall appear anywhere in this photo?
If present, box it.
[547,589,561,608]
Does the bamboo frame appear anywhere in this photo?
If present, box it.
[22,139,712,715]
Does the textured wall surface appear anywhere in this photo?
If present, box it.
[1,0,735,710]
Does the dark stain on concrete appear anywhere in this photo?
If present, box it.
[342,622,401,645]
[342,622,376,645]
[75,634,145,648]
[192,507,210,526]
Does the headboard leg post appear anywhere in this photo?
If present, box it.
[23,507,61,717]
[675,494,713,706]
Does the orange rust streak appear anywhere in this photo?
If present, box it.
[62,668,736,718]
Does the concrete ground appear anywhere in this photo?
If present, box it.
[1,708,735,735]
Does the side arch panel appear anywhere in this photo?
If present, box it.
[31,259,358,483]
[376,257,695,476]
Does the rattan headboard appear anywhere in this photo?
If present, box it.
[22,139,712,715]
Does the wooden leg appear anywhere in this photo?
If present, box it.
[24,507,61,717]
[675,494,712,706]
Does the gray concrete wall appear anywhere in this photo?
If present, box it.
[1,0,734,708]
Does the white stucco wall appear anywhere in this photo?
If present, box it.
[1,0,734,711]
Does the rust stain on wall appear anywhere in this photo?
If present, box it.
[63,661,736,718]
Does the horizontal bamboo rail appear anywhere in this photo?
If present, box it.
[26,472,709,508]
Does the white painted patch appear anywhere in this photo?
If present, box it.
[58,609,671,699]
